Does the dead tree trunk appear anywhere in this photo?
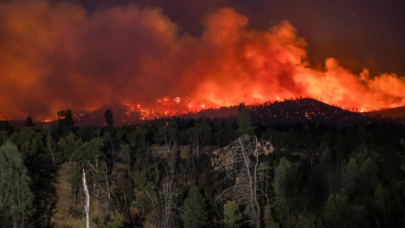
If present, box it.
[82,169,90,228]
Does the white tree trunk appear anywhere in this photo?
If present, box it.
[82,169,90,228]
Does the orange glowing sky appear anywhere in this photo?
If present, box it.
[0,0,405,120]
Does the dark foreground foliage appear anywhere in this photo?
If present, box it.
[1,107,405,228]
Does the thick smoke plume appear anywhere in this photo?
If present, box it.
[1,0,405,120]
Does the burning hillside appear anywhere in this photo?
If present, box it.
[0,1,405,120]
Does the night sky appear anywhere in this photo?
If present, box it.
[1,0,405,119]
[76,0,405,75]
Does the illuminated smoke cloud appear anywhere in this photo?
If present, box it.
[0,0,404,120]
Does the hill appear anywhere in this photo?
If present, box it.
[8,98,405,129]
[368,106,405,118]
[70,98,393,128]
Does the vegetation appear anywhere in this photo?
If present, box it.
[1,106,405,227]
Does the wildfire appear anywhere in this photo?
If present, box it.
[0,1,404,121]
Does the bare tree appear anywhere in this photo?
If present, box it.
[157,120,181,177]
[82,169,90,228]
[147,175,178,228]
[213,135,274,228]
[187,122,211,180]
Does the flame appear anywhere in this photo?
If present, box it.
[0,1,404,120]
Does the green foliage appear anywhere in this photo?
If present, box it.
[58,132,81,160]
[374,184,389,211]
[237,103,254,136]
[135,176,155,213]
[3,110,405,227]
[0,141,34,227]
[319,148,336,199]
[78,138,105,162]
[215,125,238,147]
[273,157,300,221]
[294,213,317,228]
[10,126,43,159]
[358,158,378,204]
[373,184,389,226]
[78,126,100,142]
[258,162,272,204]
[400,138,405,148]
[0,130,8,145]
[106,210,124,228]
[181,186,208,228]
[46,134,62,165]
[322,194,350,228]
[223,201,242,228]
[263,205,279,228]
[128,128,148,150]
[342,158,359,198]
[187,120,212,154]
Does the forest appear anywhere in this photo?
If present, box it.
[1,104,405,228]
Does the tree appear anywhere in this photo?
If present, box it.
[0,141,34,228]
[24,116,35,127]
[0,117,14,135]
[83,169,90,228]
[148,176,178,228]
[213,135,274,228]
[181,186,208,228]
[105,109,114,127]
[0,130,7,145]
[187,121,212,180]
[358,158,378,204]
[9,126,43,161]
[106,210,124,228]
[373,184,389,226]
[58,109,74,136]
[272,157,300,226]
[342,158,359,198]
[187,120,211,160]
[263,205,279,228]
[46,134,62,167]
[323,194,348,228]
[156,120,182,177]
[223,201,242,228]
[237,103,254,136]
[319,148,334,199]
[322,194,350,228]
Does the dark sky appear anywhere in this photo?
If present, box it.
[71,0,405,75]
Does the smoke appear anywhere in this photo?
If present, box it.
[0,0,404,120]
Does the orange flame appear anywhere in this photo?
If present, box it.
[0,1,404,120]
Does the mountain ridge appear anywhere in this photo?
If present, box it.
[7,98,405,129]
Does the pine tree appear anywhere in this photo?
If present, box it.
[24,116,35,127]
[106,210,124,228]
[237,103,254,136]
[223,201,242,228]
[57,109,74,136]
[272,157,300,223]
[322,194,350,228]
[342,158,359,198]
[373,184,389,226]
[181,186,208,228]
[358,158,378,204]
[104,109,114,127]
[0,141,34,227]
[320,148,334,196]
[263,205,279,228]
